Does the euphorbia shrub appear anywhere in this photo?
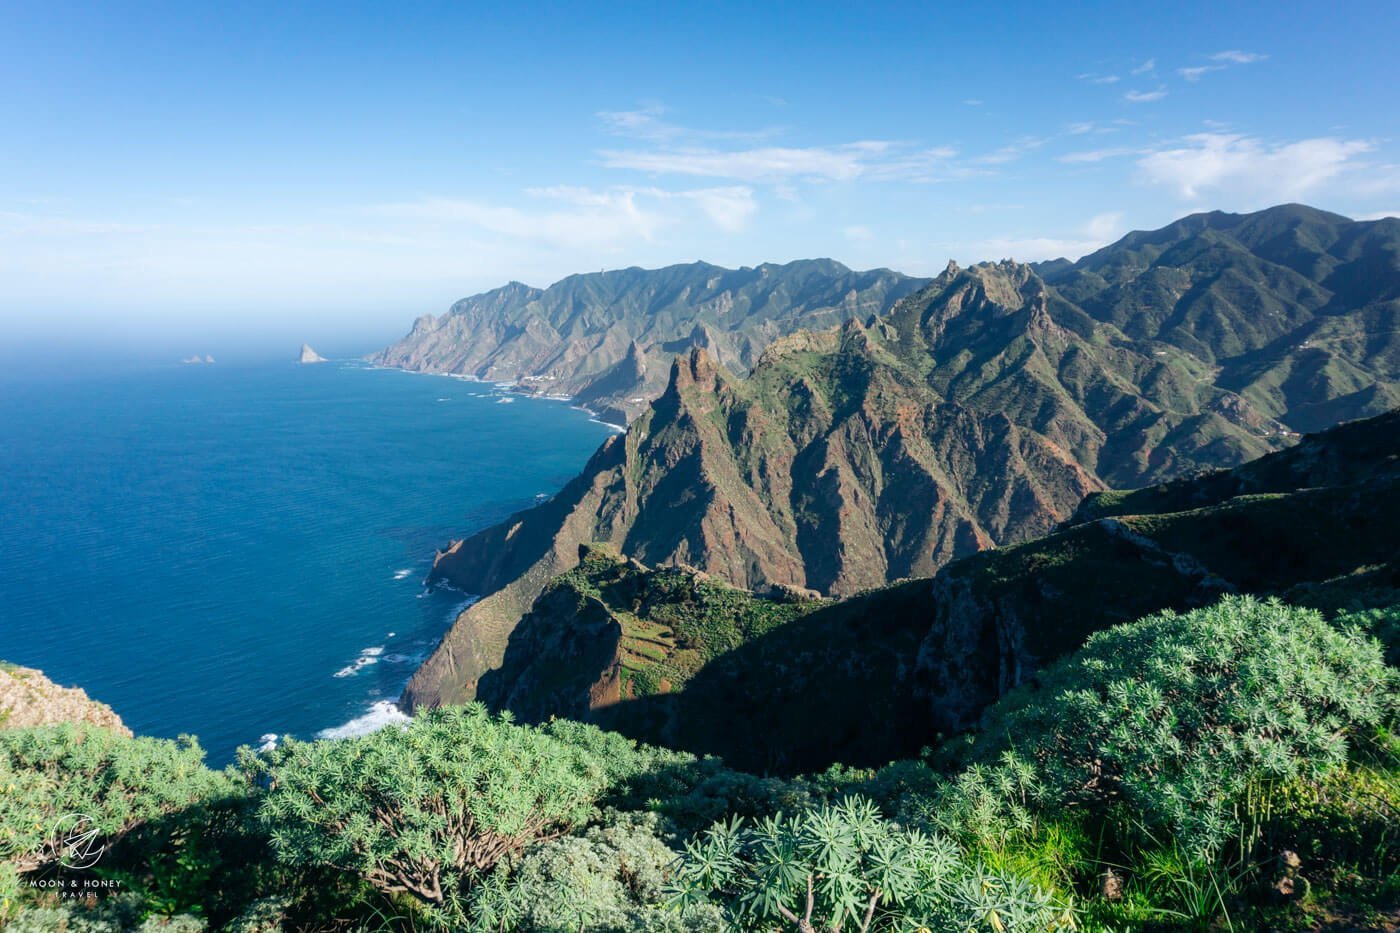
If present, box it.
[244,704,614,909]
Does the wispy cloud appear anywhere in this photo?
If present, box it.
[598,141,961,183]
[959,213,1126,264]
[1077,73,1121,85]
[1211,50,1267,64]
[1059,146,1140,164]
[374,184,759,247]
[376,191,667,248]
[976,136,1047,165]
[963,99,983,106]
[844,225,873,242]
[1137,133,1373,199]
[1124,87,1169,103]
[0,211,155,236]
[1177,65,1226,82]
[1131,58,1156,75]
[596,105,777,143]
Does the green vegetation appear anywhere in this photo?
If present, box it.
[671,797,1073,931]
[551,548,819,699]
[242,705,619,924]
[2,594,1395,930]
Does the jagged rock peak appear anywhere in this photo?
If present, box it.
[299,343,327,364]
[669,345,720,393]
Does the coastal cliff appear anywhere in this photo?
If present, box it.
[0,663,131,735]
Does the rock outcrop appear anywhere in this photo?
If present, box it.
[0,663,132,735]
[299,343,327,364]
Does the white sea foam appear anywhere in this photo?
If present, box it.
[333,645,384,677]
[496,397,515,404]
[392,568,414,580]
[257,733,279,753]
[315,700,410,740]
[436,397,450,402]
[590,417,627,433]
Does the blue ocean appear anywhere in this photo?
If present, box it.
[0,354,617,765]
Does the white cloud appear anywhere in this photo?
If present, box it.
[1124,87,1169,103]
[375,185,758,246]
[376,191,665,248]
[976,136,1047,165]
[844,225,873,241]
[0,211,154,236]
[598,142,960,183]
[963,99,983,106]
[1059,147,1139,164]
[596,105,776,143]
[962,213,1126,264]
[1177,65,1226,82]
[1132,58,1156,75]
[1136,133,1374,199]
[1078,73,1121,84]
[1211,50,1267,64]
[647,186,757,232]
[1084,211,1125,240]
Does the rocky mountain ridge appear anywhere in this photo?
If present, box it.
[400,204,1400,715]
[465,411,1400,772]
[372,259,927,423]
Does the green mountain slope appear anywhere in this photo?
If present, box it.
[372,259,927,422]
[401,205,1400,713]
[460,411,1399,773]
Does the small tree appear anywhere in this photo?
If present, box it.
[244,705,614,912]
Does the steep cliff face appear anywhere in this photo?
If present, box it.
[372,260,927,422]
[0,663,132,735]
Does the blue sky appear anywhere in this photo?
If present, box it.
[2,0,1397,348]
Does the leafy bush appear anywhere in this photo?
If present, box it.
[0,725,236,874]
[467,810,723,932]
[671,796,1073,932]
[244,704,617,916]
[4,895,205,931]
[967,596,1395,855]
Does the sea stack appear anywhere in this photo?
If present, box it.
[299,343,327,364]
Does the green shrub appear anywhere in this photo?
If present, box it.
[243,704,617,917]
[671,795,1073,932]
[4,895,205,931]
[467,810,723,932]
[0,725,235,875]
[969,596,1395,856]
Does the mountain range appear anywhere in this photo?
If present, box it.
[373,258,926,424]
[389,204,1400,736]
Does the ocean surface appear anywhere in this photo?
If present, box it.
[0,356,618,765]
